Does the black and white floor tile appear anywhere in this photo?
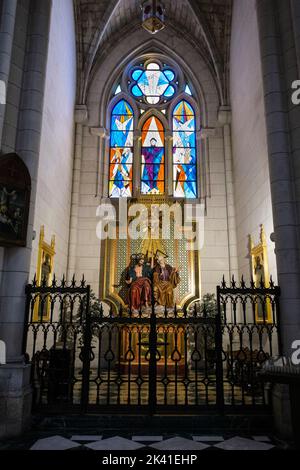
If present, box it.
[28,434,277,451]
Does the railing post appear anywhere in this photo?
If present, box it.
[21,284,32,356]
[149,278,157,415]
[216,286,224,414]
[80,285,91,412]
[275,286,283,356]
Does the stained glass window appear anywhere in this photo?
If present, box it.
[141,116,165,195]
[172,100,197,198]
[130,62,176,104]
[109,100,134,197]
[185,84,192,96]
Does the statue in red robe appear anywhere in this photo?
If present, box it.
[126,254,152,311]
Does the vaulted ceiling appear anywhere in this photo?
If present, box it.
[74,0,232,105]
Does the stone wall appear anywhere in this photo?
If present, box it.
[230,0,277,282]
[29,0,76,281]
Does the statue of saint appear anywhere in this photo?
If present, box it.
[152,251,180,308]
[254,256,265,285]
[254,255,265,319]
[39,254,52,318]
[126,253,152,311]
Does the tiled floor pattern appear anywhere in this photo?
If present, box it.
[28,434,276,451]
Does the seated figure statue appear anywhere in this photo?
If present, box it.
[152,251,180,308]
[126,253,152,311]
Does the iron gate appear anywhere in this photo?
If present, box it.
[23,275,280,414]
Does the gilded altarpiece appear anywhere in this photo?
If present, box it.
[99,197,201,372]
[99,198,201,312]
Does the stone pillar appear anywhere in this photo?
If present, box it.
[0,0,17,147]
[218,107,239,282]
[257,0,300,442]
[0,0,52,438]
[257,0,300,356]
[291,0,300,77]
[67,105,88,279]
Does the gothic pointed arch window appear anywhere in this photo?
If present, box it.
[141,116,165,195]
[107,57,199,199]
[172,100,197,198]
[109,99,134,197]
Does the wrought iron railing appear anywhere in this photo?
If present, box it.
[23,275,280,414]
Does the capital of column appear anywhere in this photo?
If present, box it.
[218,106,232,125]
[74,104,88,124]
[199,128,216,139]
[90,127,107,138]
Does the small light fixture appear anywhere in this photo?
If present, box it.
[141,1,165,35]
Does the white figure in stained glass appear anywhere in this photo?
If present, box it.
[108,58,199,199]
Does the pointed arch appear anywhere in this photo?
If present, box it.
[109,99,134,198]
[172,99,197,198]
[141,115,165,195]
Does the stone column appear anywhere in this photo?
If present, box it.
[291,0,300,77]
[67,105,88,279]
[257,0,300,441]
[0,0,17,147]
[218,107,239,282]
[257,0,300,356]
[0,0,52,438]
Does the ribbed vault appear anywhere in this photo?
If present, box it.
[74,0,232,105]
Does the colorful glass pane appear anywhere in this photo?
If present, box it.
[109,100,134,197]
[130,62,176,104]
[185,84,192,95]
[172,100,197,198]
[141,116,165,195]
[164,70,175,81]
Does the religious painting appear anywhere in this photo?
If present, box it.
[172,100,197,198]
[0,153,31,247]
[109,100,134,197]
[250,225,271,323]
[33,226,56,322]
[141,116,165,195]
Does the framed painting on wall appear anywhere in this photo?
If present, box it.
[0,153,31,247]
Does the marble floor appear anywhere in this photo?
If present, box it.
[1,433,284,451]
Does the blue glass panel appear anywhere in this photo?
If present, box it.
[130,63,176,101]
[131,69,143,81]
[111,114,133,135]
[185,84,192,95]
[173,131,196,148]
[112,100,133,116]
[132,85,143,97]
[172,100,197,198]
[164,69,175,81]
[109,148,133,198]
[164,85,175,97]
[173,179,197,198]
[111,131,133,147]
[109,100,134,198]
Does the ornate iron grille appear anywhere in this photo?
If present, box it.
[23,275,280,414]
[216,275,281,410]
